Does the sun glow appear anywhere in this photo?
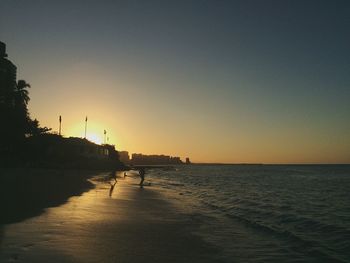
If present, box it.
[86,133,103,145]
[65,121,107,145]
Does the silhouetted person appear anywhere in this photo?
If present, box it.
[139,168,145,187]
[109,180,117,197]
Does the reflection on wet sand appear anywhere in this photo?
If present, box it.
[0,172,219,263]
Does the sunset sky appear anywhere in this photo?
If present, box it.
[1,0,349,163]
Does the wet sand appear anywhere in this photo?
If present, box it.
[0,172,222,263]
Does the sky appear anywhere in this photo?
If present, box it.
[1,0,349,163]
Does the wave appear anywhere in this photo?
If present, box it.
[148,164,350,262]
[224,212,349,263]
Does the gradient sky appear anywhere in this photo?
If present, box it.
[1,0,349,163]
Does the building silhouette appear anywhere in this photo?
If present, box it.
[131,153,183,165]
[0,41,17,105]
[118,151,130,164]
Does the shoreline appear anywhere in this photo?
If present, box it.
[104,176,223,263]
[0,171,223,263]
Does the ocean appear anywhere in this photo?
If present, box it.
[146,164,350,263]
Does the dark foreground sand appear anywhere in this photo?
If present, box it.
[0,171,223,263]
[0,169,95,224]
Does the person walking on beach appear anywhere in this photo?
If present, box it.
[139,168,145,187]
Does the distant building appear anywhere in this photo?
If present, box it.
[0,41,17,106]
[131,153,183,165]
[101,143,119,161]
[0,42,18,157]
[118,151,130,164]
[186,157,191,164]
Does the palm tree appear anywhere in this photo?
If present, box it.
[8,80,31,141]
[14,79,31,107]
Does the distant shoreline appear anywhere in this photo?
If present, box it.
[193,163,350,166]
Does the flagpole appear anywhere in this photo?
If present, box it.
[59,115,62,136]
[84,116,88,139]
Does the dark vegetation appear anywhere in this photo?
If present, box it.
[0,41,126,170]
[0,42,50,167]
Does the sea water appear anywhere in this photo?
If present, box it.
[146,165,350,263]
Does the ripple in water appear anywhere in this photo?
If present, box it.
[148,164,350,263]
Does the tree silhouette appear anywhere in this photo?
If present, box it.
[9,80,31,142]
[1,78,50,164]
[1,42,51,166]
[28,118,51,136]
[15,80,31,107]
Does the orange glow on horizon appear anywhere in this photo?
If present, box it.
[65,121,109,145]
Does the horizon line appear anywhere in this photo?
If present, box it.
[192,162,350,166]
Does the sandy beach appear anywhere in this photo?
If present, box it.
[0,169,95,225]
[0,171,222,263]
